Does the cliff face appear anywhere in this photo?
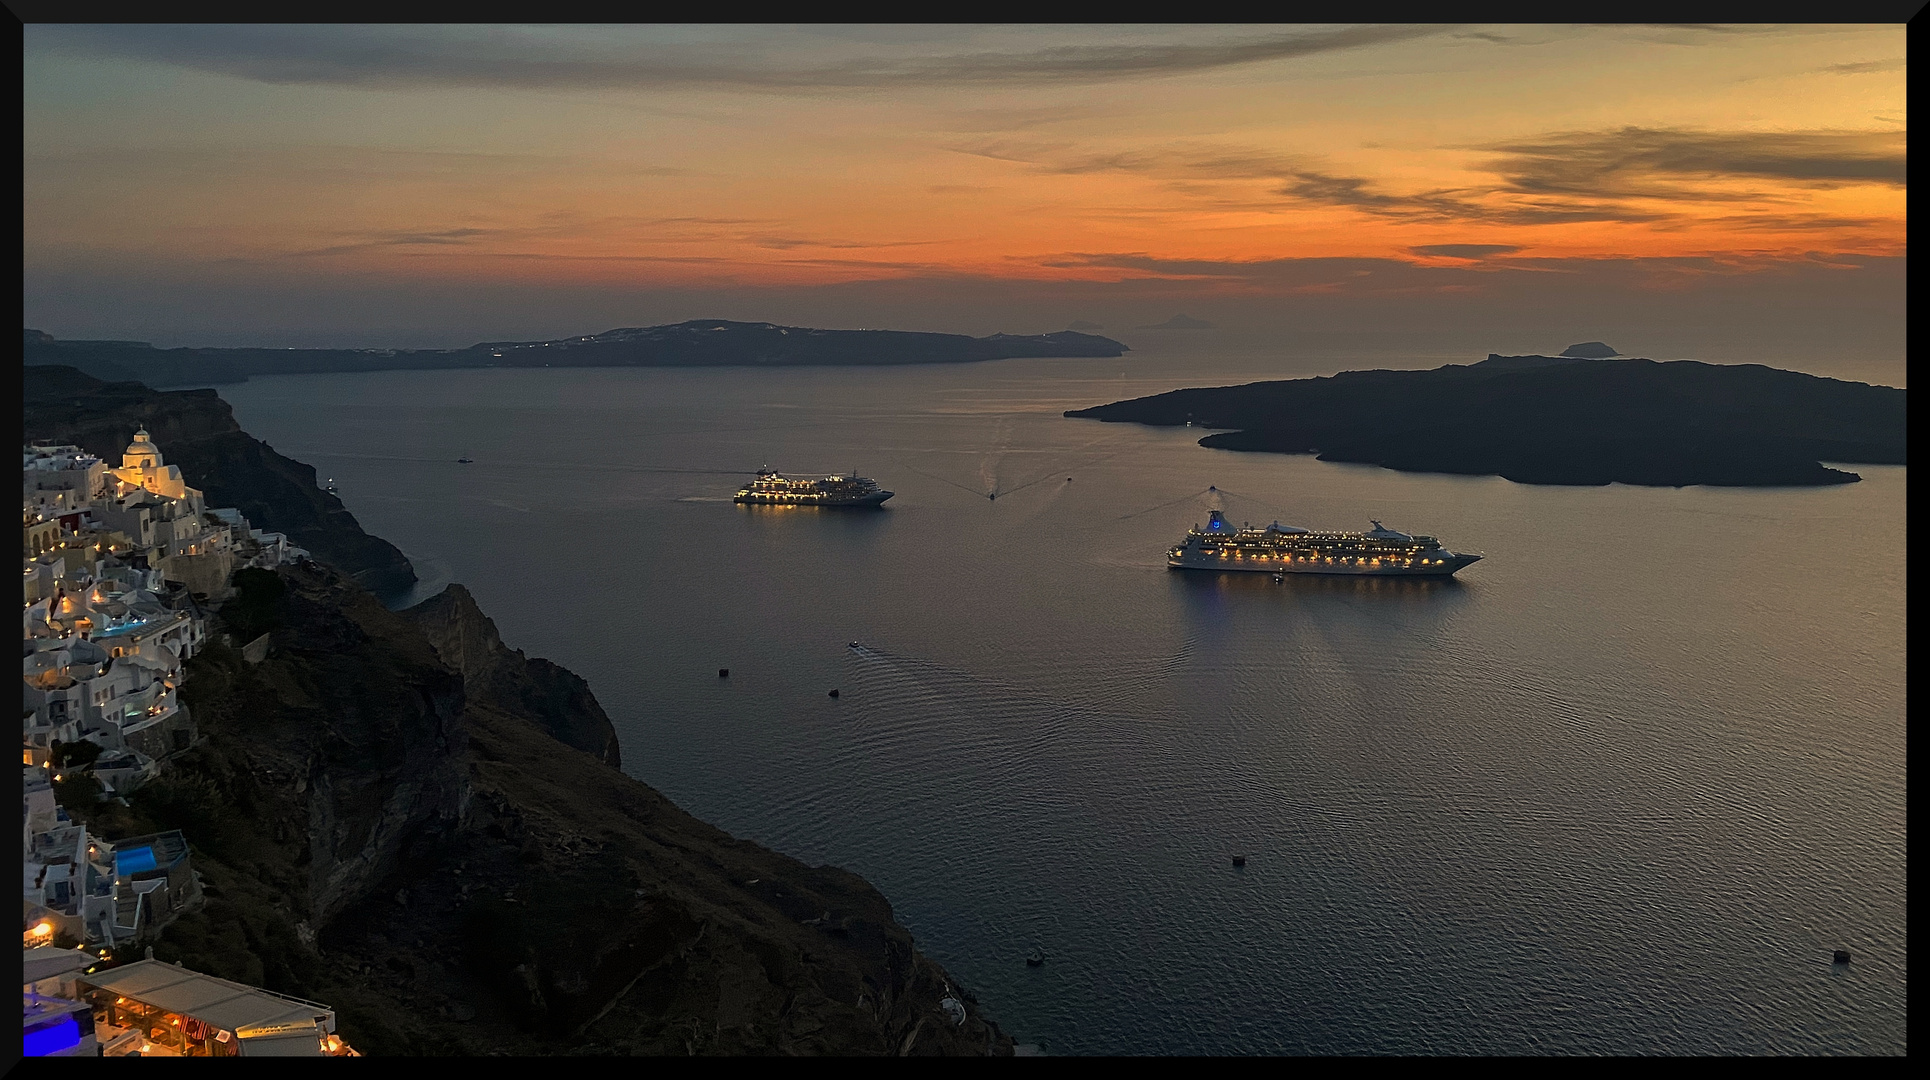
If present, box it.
[39,366,1010,1055]
[77,560,471,985]
[22,365,417,596]
[89,564,1009,1055]
[404,583,621,768]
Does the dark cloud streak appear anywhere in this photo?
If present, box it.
[1410,244,1522,259]
[960,127,1902,229]
[34,25,1450,92]
[1477,127,1907,197]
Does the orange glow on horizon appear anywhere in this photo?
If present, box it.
[21,24,1908,346]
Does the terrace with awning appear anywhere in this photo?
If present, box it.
[75,959,355,1057]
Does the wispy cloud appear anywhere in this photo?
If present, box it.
[1475,127,1908,196]
[957,125,1903,230]
[1667,212,1888,233]
[1274,128,1905,225]
[949,140,1298,181]
[746,235,945,251]
[1815,58,1906,75]
[294,227,498,257]
[1036,249,1899,295]
[33,25,1450,92]
[1410,244,1522,259]
[1276,170,1668,225]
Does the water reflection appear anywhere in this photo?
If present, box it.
[217,362,1906,1056]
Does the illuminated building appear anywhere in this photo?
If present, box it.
[76,959,357,1056]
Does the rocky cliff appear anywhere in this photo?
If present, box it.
[32,366,1011,1056]
[23,365,417,596]
[404,583,621,769]
[82,563,1009,1055]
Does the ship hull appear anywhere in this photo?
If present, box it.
[734,489,893,507]
[1168,551,1479,577]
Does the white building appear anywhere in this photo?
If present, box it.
[22,445,105,517]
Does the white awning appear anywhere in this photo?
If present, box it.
[77,959,334,1037]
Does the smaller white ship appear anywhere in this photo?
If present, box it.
[734,469,892,507]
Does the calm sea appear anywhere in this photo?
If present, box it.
[218,341,1906,1055]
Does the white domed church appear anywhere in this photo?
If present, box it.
[110,427,198,503]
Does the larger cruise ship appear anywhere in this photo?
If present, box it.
[1169,510,1481,577]
[734,469,893,507]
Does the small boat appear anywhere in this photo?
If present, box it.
[457,456,474,464]
[1025,948,1045,967]
[1232,855,1247,868]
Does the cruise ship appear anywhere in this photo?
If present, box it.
[1169,510,1481,577]
[734,469,893,507]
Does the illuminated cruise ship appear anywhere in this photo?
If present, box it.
[1169,510,1481,577]
[734,469,893,507]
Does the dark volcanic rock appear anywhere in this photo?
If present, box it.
[1474,352,1586,371]
[22,329,412,388]
[82,561,1010,1056]
[404,583,621,768]
[22,365,418,595]
[42,371,1013,1055]
[1560,341,1620,358]
[23,320,1128,387]
[1066,356,1905,488]
[76,560,469,932]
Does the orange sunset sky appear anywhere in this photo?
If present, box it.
[21,24,1907,376]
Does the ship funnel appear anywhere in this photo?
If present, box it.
[1206,509,1230,533]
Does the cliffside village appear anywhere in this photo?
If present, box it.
[23,430,355,1057]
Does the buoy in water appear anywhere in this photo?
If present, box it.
[1834,949,1852,964]
[1232,855,1247,868]
[718,668,730,678]
[828,688,840,698]
[1025,948,1045,967]
[849,641,860,649]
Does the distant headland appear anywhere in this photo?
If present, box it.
[1066,351,1905,488]
[22,321,1129,388]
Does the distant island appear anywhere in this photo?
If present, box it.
[1559,341,1621,358]
[23,320,1129,388]
[1065,353,1906,487]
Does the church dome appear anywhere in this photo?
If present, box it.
[123,427,162,468]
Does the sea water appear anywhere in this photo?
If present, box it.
[219,342,1906,1055]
